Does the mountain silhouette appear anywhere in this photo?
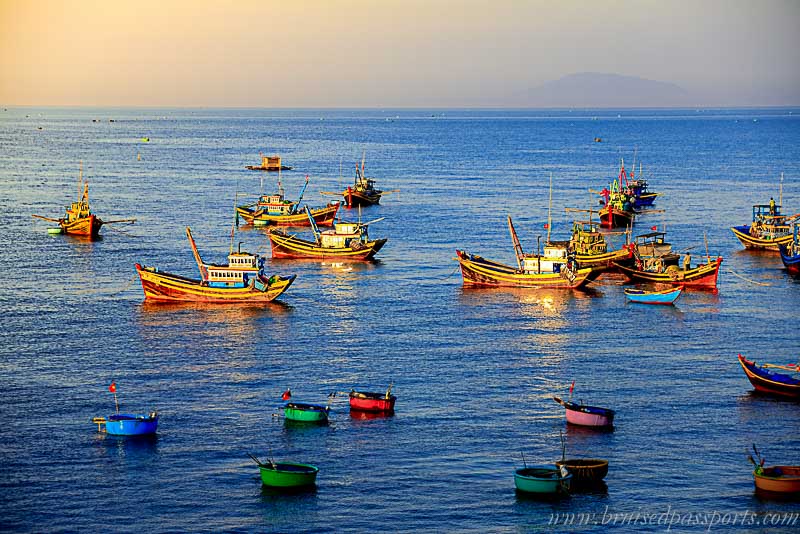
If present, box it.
[528,72,693,108]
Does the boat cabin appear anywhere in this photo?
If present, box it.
[261,155,283,171]
[634,232,671,257]
[749,204,791,239]
[256,194,298,216]
[319,222,367,248]
[570,221,607,255]
[206,251,263,288]
[522,242,571,274]
[66,183,91,222]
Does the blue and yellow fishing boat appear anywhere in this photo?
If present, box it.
[569,220,633,271]
[731,203,797,251]
[135,227,295,303]
[779,223,800,275]
[236,175,340,227]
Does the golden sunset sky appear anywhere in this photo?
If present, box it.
[1,0,798,107]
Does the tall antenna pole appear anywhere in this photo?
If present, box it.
[546,173,553,244]
[780,172,784,207]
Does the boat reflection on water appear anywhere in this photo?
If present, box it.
[260,484,319,499]
[137,300,292,337]
[94,433,159,458]
[349,410,394,421]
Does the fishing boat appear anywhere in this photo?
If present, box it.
[614,255,722,289]
[456,216,601,290]
[250,455,319,488]
[343,155,382,207]
[778,223,800,275]
[268,206,387,260]
[514,465,572,496]
[93,413,159,436]
[633,231,672,258]
[553,396,615,429]
[135,227,295,303]
[731,203,796,251]
[32,164,135,238]
[236,175,340,227]
[597,168,636,228]
[737,354,800,399]
[629,178,659,208]
[749,447,800,495]
[284,402,330,423]
[92,382,158,436]
[245,153,292,172]
[555,459,609,484]
[624,286,683,305]
[569,220,633,271]
[349,385,396,414]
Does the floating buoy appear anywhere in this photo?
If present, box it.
[594,137,602,142]
[47,227,63,235]
[141,137,150,142]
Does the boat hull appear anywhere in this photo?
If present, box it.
[779,244,800,275]
[738,355,800,399]
[555,459,609,484]
[62,214,103,237]
[514,466,571,495]
[259,463,319,488]
[624,286,683,305]
[349,391,396,413]
[731,225,793,250]
[455,250,600,290]
[633,193,658,208]
[614,257,722,289]
[236,203,339,227]
[574,247,633,272]
[754,466,800,494]
[599,205,634,229]
[135,264,295,303]
[284,403,329,423]
[554,396,614,428]
[269,231,386,260]
[104,413,158,436]
[343,188,381,207]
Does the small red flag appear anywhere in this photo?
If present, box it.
[651,225,657,231]
[281,388,291,401]
[569,380,575,394]
[109,382,117,393]
[543,223,549,229]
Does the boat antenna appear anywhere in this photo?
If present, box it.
[521,451,528,469]
[229,194,237,255]
[78,160,83,201]
[631,147,637,180]
[779,172,784,208]
[546,172,553,244]
[278,169,284,198]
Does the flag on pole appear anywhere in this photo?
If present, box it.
[543,223,549,229]
[109,382,117,393]
[569,380,575,394]
[651,225,657,231]
[281,388,291,401]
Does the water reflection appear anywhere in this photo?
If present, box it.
[94,433,159,458]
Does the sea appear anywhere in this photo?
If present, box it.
[0,107,798,533]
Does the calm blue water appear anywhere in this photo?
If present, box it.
[1,107,799,533]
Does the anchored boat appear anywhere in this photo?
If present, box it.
[245,153,292,172]
[553,395,615,429]
[250,454,319,488]
[778,223,800,275]
[268,206,387,260]
[135,227,295,303]
[92,382,158,436]
[615,256,722,289]
[284,402,330,423]
[569,220,633,271]
[624,286,683,305]
[555,459,609,485]
[749,446,800,495]
[738,354,800,399]
[514,465,572,496]
[731,202,796,251]
[236,175,340,227]
[349,385,396,414]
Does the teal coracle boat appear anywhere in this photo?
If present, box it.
[514,464,572,496]
[284,402,330,423]
[249,454,319,488]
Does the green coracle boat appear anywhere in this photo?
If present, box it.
[514,464,572,496]
[284,402,330,423]
[250,455,319,488]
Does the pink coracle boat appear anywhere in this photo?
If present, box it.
[553,396,615,429]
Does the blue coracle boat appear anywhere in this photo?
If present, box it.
[624,286,682,305]
[94,412,159,436]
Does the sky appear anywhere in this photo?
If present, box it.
[1,0,798,107]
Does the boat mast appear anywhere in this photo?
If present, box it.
[186,227,208,280]
[780,172,784,208]
[546,173,553,244]
[507,215,524,270]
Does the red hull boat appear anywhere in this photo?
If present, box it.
[349,389,396,414]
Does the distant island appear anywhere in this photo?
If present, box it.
[527,72,693,108]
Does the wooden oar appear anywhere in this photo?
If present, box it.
[319,191,342,196]
[762,363,800,372]
[32,214,61,222]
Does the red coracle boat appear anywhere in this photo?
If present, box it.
[349,386,396,414]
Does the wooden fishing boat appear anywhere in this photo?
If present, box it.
[250,455,319,488]
[555,459,609,484]
[349,386,396,414]
[343,156,382,207]
[754,465,800,494]
[624,286,683,305]
[597,170,636,228]
[31,164,135,238]
[135,227,295,303]
[633,231,672,257]
[284,402,330,423]
[245,153,292,171]
[456,216,600,290]
[553,396,614,428]
[731,203,797,251]
[598,204,635,229]
[514,465,572,495]
[738,354,800,399]
[778,223,800,275]
[93,412,159,436]
[614,256,722,289]
[629,179,659,208]
[569,220,633,271]
[268,206,386,260]
[236,175,340,227]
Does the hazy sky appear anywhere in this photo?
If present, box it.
[1,0,798,107]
